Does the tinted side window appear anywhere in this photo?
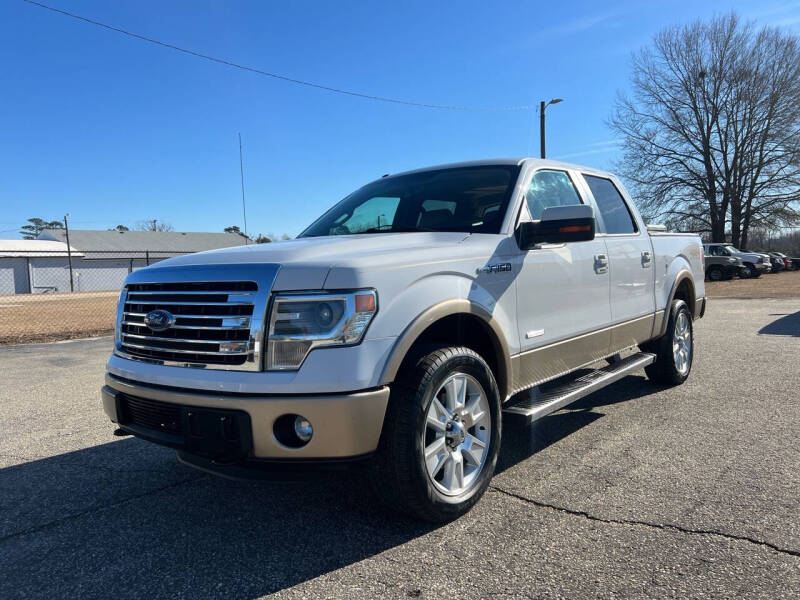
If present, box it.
[584,175,637,234]
[525,170,582,220]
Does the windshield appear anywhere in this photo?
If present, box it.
[726,246,743,253]
[299,165,521,237]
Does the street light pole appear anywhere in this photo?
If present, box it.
[539,101,546,159]
[539,98,563,159]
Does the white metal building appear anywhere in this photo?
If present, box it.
[0,240,84,294]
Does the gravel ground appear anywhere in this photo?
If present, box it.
[0,298,798,599]
[0,291,117,344]
[706,269,800,299]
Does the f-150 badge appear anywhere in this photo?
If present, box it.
[478,263,512,274]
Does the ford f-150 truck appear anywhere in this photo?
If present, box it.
[102,159,706,522]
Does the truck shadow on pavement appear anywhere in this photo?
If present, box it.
[0,376,661,600]
[496,375,662,475]
[758,311,800,337]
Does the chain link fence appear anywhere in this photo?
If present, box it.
[0,250,190,344]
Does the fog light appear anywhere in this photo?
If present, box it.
[294,416,313,442]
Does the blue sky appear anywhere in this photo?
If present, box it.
[2,0,799,239]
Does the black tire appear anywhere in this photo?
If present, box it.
[643,299,693,386]
[740,263,755,278]
[368,346,501,522]
[707,266,724,281]
[747,264,761,278]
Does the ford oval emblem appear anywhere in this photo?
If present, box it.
[144,309,175,332]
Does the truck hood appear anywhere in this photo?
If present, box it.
[154,232,473,268]
[146,232,505,290]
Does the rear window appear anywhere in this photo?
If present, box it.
[584,175,637,234]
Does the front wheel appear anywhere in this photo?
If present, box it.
[643,299,693,386]
[368,347,501,522]
[707,266,724,281]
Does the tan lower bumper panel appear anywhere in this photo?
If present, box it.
[102,374,390,459]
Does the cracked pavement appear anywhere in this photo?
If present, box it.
[1,298,799,598]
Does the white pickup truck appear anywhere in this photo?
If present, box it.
[102,159,705,521]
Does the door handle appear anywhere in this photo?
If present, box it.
[641,251,652,267]
[594,254,608,274]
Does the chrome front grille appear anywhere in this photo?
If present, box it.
[114,264,279,371]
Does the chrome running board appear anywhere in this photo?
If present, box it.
[502,352,656,425]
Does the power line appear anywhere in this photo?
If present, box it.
[23,0,537,112]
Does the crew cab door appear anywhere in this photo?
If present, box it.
[578,174,656,350]
[513,168,612,386]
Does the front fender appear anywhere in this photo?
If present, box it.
[369,273,515,400]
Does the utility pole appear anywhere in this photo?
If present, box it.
[539,98,564,159]
[239,133,249,245]
[64,213,74,292]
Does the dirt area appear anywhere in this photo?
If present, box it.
[0,290,118,345]
[705,270,800,299]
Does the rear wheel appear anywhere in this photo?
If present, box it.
[368,347,501,522]
[643,299,693,386]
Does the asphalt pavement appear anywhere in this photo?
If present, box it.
[1,298,799,599]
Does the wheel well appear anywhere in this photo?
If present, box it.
[396,313,507,400]
[673,277,695,317]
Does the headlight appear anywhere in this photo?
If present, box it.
[266,290,378,370]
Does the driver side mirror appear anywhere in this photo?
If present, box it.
[516,205,596,249]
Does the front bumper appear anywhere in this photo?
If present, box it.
[102,374,389,460]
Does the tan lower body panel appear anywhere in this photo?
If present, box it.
[102,374,389,459]
[610,314,655,350]
[510,314,656,395]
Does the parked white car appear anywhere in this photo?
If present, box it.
[102,159,706,521]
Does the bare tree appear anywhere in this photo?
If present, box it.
[611,14,800,242]
[136,219,174,232]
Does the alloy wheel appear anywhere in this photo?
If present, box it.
[672,311,692,375]
[423,373,491,496]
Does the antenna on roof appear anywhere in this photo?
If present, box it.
[238,133,249,245]
[64,213,74,292]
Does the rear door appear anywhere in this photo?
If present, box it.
[579,174,656,350]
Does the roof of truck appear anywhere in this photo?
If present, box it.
[381,158,613,180]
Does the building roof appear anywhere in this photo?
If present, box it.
[37,229,249,256]
[0,239,84,257]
